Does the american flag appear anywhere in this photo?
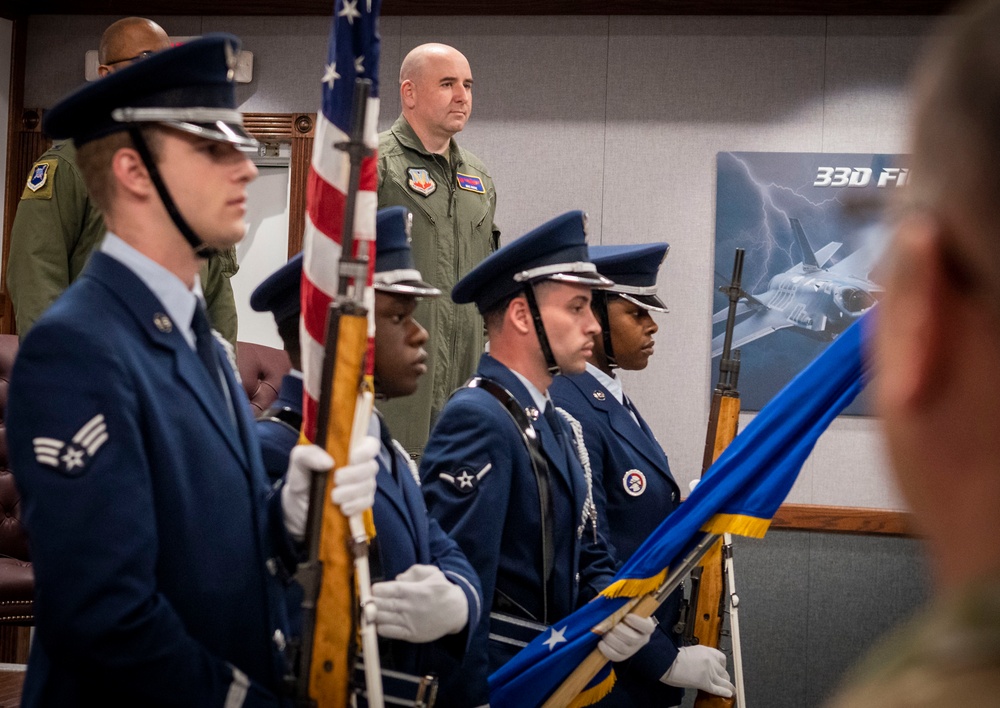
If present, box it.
[301,0,382,441]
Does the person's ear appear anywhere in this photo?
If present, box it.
[110,146,153,200]
[400,79,416,110]
[506,295,533,336]
[877,215,953,411]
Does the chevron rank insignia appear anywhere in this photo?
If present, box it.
[439,462,492,495]
[33,414,109,476]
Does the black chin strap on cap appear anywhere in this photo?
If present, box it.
[523,282,560,377]
[128,126,218,259]
[591,290,617,370]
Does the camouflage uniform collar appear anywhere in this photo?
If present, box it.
[391,114,463,166]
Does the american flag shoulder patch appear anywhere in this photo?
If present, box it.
[33,413,109,476]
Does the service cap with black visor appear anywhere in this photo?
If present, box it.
[374,206,442,299]
[42,34,257,260]
[588,243,670,369]
[452,210,613,376]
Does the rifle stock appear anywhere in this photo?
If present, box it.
[689,249,745,708]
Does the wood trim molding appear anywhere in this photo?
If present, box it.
[2,18,30,336]
[8,0,953,15]
[771,503,915,537]
[243,112,314,260]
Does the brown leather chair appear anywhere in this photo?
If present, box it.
[236,341,292,416]
[0,334,33,629]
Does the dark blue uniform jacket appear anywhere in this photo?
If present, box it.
[7,252,297,707]
[257,374,303,483]
[371,416,483,681]
[255,391,483,699]
[551,370,684,707]
[420,355,617,706]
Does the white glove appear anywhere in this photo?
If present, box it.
[597,613,657,663]
[281,436,380,541]
[660,644,734,697]
[372,564,469,643]
[329,435,380,517]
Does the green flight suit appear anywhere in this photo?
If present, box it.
[7,141,240,347]
[376,115,500,459]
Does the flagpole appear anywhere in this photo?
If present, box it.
[541,534,720,708]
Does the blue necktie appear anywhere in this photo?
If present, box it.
[191,303,224,399]
[623,394,642,426]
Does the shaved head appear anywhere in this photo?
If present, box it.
[399,43,467,84]
[399,43,474,153]
[98,17,170,74]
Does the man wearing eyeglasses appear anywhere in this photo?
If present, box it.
[7,17,242,347]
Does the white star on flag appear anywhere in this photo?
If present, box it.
[543,626,568,651]
[322,62,340,89]
[354,55,365,74]
[338,0,362,25]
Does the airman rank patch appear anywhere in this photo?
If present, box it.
[439,462,492,494]
[22,160,58,200]
[456,173,485,194]
[33,414,109,476]
[407,167,436,197]
[622,469,647,497]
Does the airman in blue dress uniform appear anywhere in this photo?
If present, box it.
[419,211,660,706]
[550,243,734,706]
[249,207,483,705]
[250,254,305,483]
[5,35,378,707]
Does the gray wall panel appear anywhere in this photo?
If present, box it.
[822,16,935,153]
[606,17,827,495]
[204,16,329,113]
[729,531,927,708]
[805,532,928,705]
[731,532,813,708]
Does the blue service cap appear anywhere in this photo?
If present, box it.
[452,210,612,313]
[251,253,302,327]
[589,243,670,313]
[44,34,256,148]
[375,207,440,298]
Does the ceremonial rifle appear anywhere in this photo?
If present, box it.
[291,78,384,708]
[683,248,747,708]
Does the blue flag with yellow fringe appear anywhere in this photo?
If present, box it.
[489,314,871,707]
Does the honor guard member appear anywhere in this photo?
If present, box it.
[550,244,734,706]
[6,17,241,345]
[250,254,306,483]
[420,211,659,706]
[6,35,379,708]
[248,207,484,705]
[377,43,500,461]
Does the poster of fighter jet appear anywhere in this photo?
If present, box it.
[712,151,904,415]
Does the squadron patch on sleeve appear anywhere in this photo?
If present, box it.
[407,167,436,197]
[22,160,58,200]
[622,469,647,497]
[456,172,486,194]
[33,414,109,476]
[439,462,492,495]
